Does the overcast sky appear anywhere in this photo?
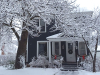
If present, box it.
[76,0,100,11]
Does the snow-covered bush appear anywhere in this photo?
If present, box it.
[80,56,93,71]
[80,55,100,72]
[29,55,63,68]
[0,55,16,69]
[29,55,49,68]
[52,60,61,68]
[51,56,63,68]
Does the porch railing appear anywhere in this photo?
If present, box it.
[77,55,81,67]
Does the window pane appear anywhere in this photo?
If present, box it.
[55,42,59,55]
[34,19,39,26]
[39,42,47,56]
[68,43,73,54]
[68,43,73,50]
[40,19,45,32]
[79,42,85,49]
[79,42,86,55]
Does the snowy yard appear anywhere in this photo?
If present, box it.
[0,66,100,75]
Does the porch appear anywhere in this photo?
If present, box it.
[46,33,87,64]
[37,33,88,66]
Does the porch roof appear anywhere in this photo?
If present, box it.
[46,33,84,41]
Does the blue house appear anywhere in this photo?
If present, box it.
[26,11,93,69]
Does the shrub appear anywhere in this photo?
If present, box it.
[29,55,49,68]
[0,55,16,69]
[51,55,63,68]
[29,55,63,68]
[80,55,100,72]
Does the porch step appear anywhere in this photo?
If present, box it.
[60,68,78,71]
[61,63,80,71]
[62,62,77,65]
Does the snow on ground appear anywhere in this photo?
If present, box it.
[0,66,100,75]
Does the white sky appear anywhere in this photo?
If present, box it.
[76,0,100,11]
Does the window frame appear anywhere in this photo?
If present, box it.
[34,17,46,33]
[37,41,48,57]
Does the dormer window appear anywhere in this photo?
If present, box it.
[34,17,46,33]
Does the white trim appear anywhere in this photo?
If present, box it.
[78,41,87,55]
[34,17,46,33]
[37,41,39,57]
[37,41,49,57]
[47,42,49,57]
[49,41,51,63]
[47,38,84,41]
[59,41,61,55]
[26,33,29,62]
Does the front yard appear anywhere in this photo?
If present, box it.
[0,66,100,75]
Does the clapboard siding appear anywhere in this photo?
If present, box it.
[27,20,60,63]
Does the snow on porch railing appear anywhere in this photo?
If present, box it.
[51,55,64,68]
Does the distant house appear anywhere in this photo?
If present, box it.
[26,11,93,70]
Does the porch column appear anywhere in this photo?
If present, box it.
[49,41,51,63]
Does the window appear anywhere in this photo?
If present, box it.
[40,19,45,32]
[34,17,46,33]
[79,42,87,55]
[68,43,73,54]
[37,41,48,56]
[55,42,59,55]
[52,42,61,55]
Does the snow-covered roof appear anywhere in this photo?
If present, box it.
[46,33,84,41]
[70,11,93,18]
[46,33,62,39]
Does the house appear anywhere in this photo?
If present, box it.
[26,11,93,68]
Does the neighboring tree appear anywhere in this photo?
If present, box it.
[55,9,100,72]
[85,11,100,72]
[0,0,77,69]
[73,11,100,72]
[0,27,16,55]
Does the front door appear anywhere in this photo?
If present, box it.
[66,42,76,62]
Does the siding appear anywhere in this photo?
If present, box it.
[27,20,60,63]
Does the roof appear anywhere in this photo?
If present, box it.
[46,33,84,41]
[70,11,93,18]
[46,33,62,39]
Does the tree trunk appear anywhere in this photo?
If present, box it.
[15,29,28,69]
[93,59,96,72]
[93,36,98,72]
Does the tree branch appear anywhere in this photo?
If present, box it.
[3,20,20,41]
[82,35,93,60]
